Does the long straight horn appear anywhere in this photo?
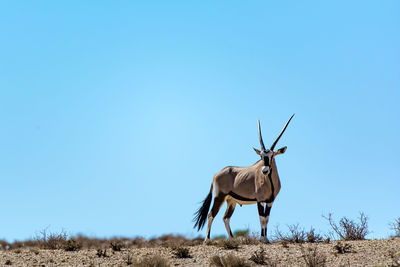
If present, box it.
[270,114,295,151]
[258,120,266,151]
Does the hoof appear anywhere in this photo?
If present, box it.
[260,237,270,244]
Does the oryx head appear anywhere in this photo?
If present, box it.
[253,114,294,175]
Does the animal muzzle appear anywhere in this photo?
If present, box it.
[262,166,270,175]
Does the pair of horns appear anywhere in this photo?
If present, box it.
[258,114,294,151]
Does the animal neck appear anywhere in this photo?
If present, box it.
[254,158,277,171]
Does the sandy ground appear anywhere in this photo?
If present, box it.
[0,238,399,266]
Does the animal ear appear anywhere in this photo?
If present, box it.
[274,146,287,155]
[253,148,261,155]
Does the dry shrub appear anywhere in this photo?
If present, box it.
[4,259,12,265]
[237,235,260,245]
[249,247,277,266]
[96,248,108,257]
[64,238,82,251]
[36,228,68,249]
[334,241,352,254]
[221,239,240,250]
[172,245,192,258]
[134,255,170,267]
[125,253,134,265]
[210,254,251,267]
[301,246,327,267]
[30,249,40,255]
[306,228,324,243]
[234,230,260,245]
[131,237,149,248]
[110,240,123,251]
[0,240,10,250]
[323,212,369,240]
[281,240,289,248]
[390,217,400,238]
[273,224,323,243]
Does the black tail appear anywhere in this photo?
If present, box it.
[193,185,213,231]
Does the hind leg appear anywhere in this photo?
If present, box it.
[223,200,236,238]
[204,194,225,242]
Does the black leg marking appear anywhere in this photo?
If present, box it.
[210,195,225,218]
[257,202,265,216]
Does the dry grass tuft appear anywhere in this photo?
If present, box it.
[334,241,352,254]
[110,240,123,251]
[0,240,10,250]
[221,239,240,250]
[210,254,251,267]
[125,253,134,265]
[301,246,327,267]
[96,248,108,257]
[249,247,277,266]
[134,255,170,267]
[64,238,82,251]
[172,245,192,258]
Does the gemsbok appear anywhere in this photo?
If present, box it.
[193,115,294,242]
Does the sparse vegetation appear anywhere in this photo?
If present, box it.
[221,239,240,250]
[35,228,68,249]
[273,224,323,243]
[0,240,10,250]
[1,214,400,266]
[249,247,277,266]
[64,238,82,251]
[323,212,369,240]
[172,245,192,258]
[30,248,40,255]
[96,248,108,257]
[125,253,134,265]
[210,254,251,267]
[390,217,400,238]
[301,246,327,267]
[110,240,123,251]
[334,241,352,254]
[134,255,170,267]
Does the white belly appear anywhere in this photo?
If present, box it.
[225,195,257,205]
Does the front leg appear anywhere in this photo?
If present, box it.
[257,202,272,243]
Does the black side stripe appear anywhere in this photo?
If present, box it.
[228,191,257,202]
[264,169,275,203]
[229,168,276,203]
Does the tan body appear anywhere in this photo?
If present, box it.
[213,159,281,204]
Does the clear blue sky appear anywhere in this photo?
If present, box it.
[0,1,399,242]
